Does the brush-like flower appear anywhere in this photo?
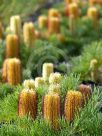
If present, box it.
[48,9,60,18]
[43,92,61,129]
[6,34,19,58]
[42,63,54,81]
[35,77,45,88]
[23,79,35,89]
[64,91,82,121]
[18,88,37,119]
[2,58,22,85]
[48,84,60,94]
[49,72,62,84]
[68,3,79,19]
[10,15,21,37]
[79,84,92,104]
[90,59,98,82]
[87,7,98,28]
[38,15,48,29]
[23,22,35,47]
[48,17,60,34]
[69,15,76,35]
[0,22,4,39]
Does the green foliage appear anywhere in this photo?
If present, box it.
[72,41,102,80]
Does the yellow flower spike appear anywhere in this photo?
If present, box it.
[6,34,19,58]
[18,89,37,119]
[23,79,35,89]
[48,17,60,34]
[65,0,73,4]
[64,91,83,121]
[87,7,98,28]
[48,9,60,18]
[43,93,61,130]
[48,84,61,94]
[38,15,48,29]
[49,72,62,85]
[0,22,4,39]
[23,22,35,47]
[79,84,92,105]
[2,59,9,82]
[42,63,54,81]
[68,3,79,19]
[69,15,76,35]
[35,77,45,88]
[10,15,21,37]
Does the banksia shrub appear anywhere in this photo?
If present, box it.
[49,72,62,85]
[38,15,48,29]
[68,3,79,19]
[48,84,60,94]
[35,77,45,88]
[79,84,92,104]
[6,34,19,58]
[18,89,37,119]
[23,22,35,47]
[23,79,35,89]
[43,93,61,129]
[48,9,60,18]
[87,7,98,28]
[42,63,54,81]
[2,58,22,85]
[10,15,21,37]
[48,17,60,34]
[64,91,82,121]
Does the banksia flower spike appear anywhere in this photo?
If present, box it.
[69,15,76,35]
[49,72,62,85]
[18,88,37,119]
[10,15,21,38]
[79,84,92,105]
[43,92,61,129]
[23,22,35,48]
[23,79,35,89]
[87,7,98,28]
[48,17,60,34]
[65,0,73,4]
[38,15,48,29]
[90,59,98,82]
[42,63,54,81]
[68,3,79,19]
[64,91,83,122]
[48,9,60,18]
[35,77,45,88]
[49,84,61,94]
[2,58,22,85]
[6,34,19,58]
[0,22,4,39]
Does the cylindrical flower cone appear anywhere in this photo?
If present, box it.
[6,34,19,58]
[23,79,35,89]
[64,91,82,121]
[48,84,60,94]
[2,59,9,82]
[10,15,21,38]
[42,63,54,81]
[48,17,60,34]
[90,59,98,82]
[43,93,61,129]
[69,15,76,35]
[23,22,35,48]
[65,0,73,4]
[0,22,4,39]
[87,7,98,28]
[48,9,60,18]
[49,72,62,85]
[38,15,48,29]
[68,3,79,19]
[79,84,92,105]
[35,77,45,88]
[18,89,37,119]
